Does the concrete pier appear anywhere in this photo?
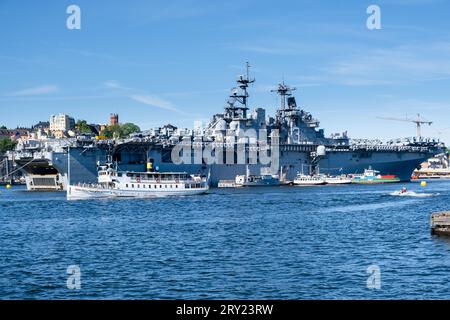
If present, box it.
[431,211,450,236]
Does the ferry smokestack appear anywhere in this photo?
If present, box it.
[147,159,154,172]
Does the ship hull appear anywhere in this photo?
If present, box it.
[67,184,209,200]
[24,143,438,191]
[318,151,431,182]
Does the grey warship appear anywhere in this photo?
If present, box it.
[12,64,444,188]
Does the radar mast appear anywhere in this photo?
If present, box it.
[271,81,296,111]
[225,62,255,119]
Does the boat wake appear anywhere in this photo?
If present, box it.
[389,191,436,197]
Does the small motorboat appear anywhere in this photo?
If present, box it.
[389,187,433,197]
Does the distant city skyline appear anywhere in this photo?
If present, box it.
[1,0,450,144]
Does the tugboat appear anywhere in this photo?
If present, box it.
[351,167,400,184]
[67,161,209,200]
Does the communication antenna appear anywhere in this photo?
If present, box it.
[271,82,296,110]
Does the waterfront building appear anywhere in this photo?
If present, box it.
[49,114,75,134]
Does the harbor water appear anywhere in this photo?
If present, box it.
[1,181,450,299]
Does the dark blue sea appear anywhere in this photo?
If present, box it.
[1,181,450,299]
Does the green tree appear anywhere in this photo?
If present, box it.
[110,124,123,138]
[120,123,140,137]
[0,125,7,129]
[76,120,92,134]
[0,138,17,153]
[100,123,140,139]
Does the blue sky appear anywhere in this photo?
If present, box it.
[1,0,450,144]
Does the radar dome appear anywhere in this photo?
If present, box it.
[317,145,326,156]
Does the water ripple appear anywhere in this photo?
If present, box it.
[0,181,449,299]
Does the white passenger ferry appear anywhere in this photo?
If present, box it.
[67,163,209,200]
[293,174,326,186]
[321,174,352,185]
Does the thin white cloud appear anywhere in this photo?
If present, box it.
[10,85,59,96]
[130,94,185,114]
[103,80,135,91]
[293,41,450,86]
[104,80,188,114]
[103,80,122,89]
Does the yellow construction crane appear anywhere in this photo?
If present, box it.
[377,114,433,138]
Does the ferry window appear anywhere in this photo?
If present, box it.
[132,184,134,188]
[175,185,178,188]
[159,185,162,188]
[165,185,167,188]
[154,185,157,189]
[138,184,140,188]
[126,184,128,188]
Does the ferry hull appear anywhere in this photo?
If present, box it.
[67,185,115,200]
[67,184,209,200]
[324,179,352,185]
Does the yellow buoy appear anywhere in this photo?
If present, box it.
[421,181,427,187]
[6,184,11,189]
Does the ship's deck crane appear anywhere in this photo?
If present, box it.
[377,114,433,138]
